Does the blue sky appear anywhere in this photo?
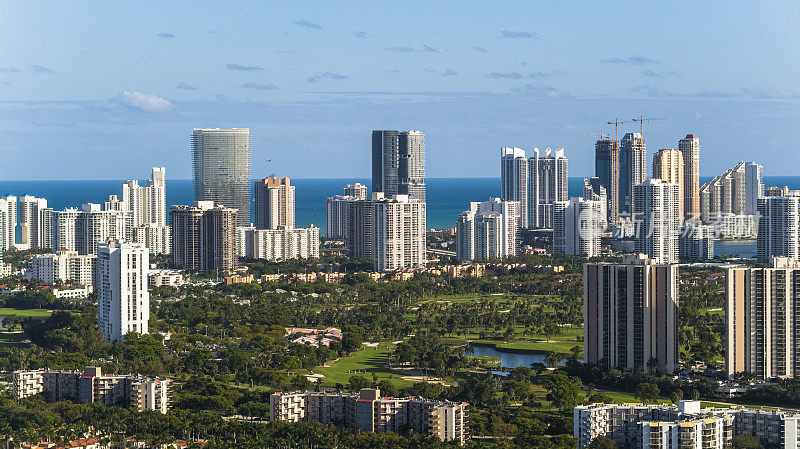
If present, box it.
[1,1,799,179]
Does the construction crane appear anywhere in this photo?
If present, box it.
[632,115,666,139]
[607,118,634,142]
[585,132,611,140]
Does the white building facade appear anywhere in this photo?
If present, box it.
[457,198,521,262]
[634,179,681,264]
[237,226,320,261]
[97,240,149,342]
[29,250,96,285]
[553,197,603,257]
[757,196,800,263]
[373,195,426,272]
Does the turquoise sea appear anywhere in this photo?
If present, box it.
[0,176,797,241]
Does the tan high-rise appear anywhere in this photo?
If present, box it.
[652,148,685,219]
[254,177,295,230]
[171,201,238,273]
[727,257,800,380]
[679,134,700,221]
[583,254,679,373]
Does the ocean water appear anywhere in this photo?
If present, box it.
[0,178,503,234]
[0,176,796,239]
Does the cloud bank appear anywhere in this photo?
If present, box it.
[116,91,175,112]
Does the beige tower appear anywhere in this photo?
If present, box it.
[679,134,700,221]
[254,177,295,230]
[652,148,685,219]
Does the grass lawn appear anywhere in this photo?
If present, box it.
[313,342,413,388]
[457,325,583,356]
[0,331,28,347]
[699,307,724,316]
[596,390,671,405]
[0,308,52,317]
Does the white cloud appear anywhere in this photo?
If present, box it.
[116,91,175,112]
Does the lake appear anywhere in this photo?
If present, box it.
[469,344,549,370]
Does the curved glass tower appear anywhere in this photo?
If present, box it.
[192,128,251,226]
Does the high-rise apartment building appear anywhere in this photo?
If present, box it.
[326,184,368,240]
[347,198,376,262]
[529,147,568,228]
[619,133,646,216]
[500,147,529,228]
[326,196,353,241]
[171,201,238,273]
[192,128,251,226]
[553,197,603,257]
[373,194,426,272]
[0,196,17,251]
[19,195,51,249]
[756,196,800,263]
[372,130,426,201]
[29,250,96,285]
[594,139,619,226]
[679,221,714,261]
[53,205,132,255]
[584,254,679,372]
[583,177,607,228]
[237,226,320,261]
[97,240,149,343]
[119,167,167,228]
[399,131,426,201]
[679,134,700,221]
[344,183,368,200]
[254,177,295,230]
[132,225,171,255]
[346,193,425,272]
[652,148,684,219]
[727,257,800,379]
[744,162,763,216]
[456,198,521,262]
[634,179,681,264]
[765,186,791,197]
[372,130,400,197]
[699,161,763,223]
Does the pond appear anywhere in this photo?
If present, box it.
[469,344,553,370]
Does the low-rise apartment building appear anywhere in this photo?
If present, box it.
[574,401,800,449]
[148,269,184,287]
[270,388,468,444]
[12,366,172,413]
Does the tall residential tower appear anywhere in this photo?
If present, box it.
[500,147,528,228]
[371,130,426,201]
[679,134,700,221]
[192,128,251,226]
[652,148,684,219]
[254,177,295,230]
[594,139,619,226]
[618,132,646,216]
[97,240,149,343]
[529,147,568,228]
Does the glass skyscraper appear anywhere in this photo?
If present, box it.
[372,130,426,201]
[192,128,251,226]
[594,139,619,226]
